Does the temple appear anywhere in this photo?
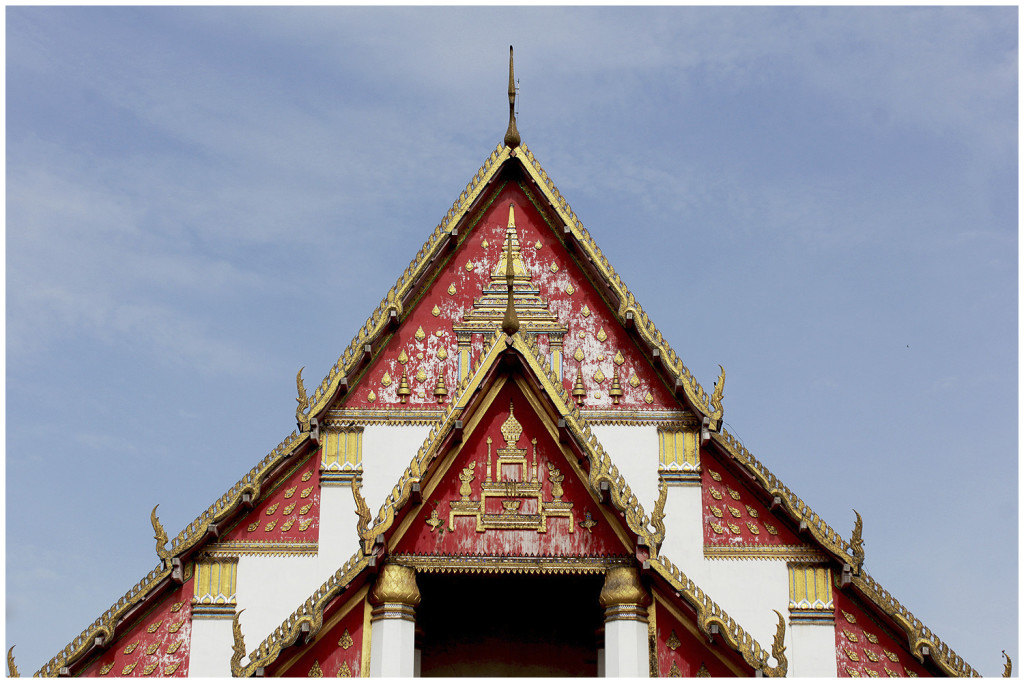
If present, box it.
[22,48,1000,678]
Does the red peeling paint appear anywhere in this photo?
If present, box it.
[834,589,931,678]
[654,590,740,677]
[222,455,320,544]
[275,593,366,677]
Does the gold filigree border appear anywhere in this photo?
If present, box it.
[205,542,318,558]
[703,545,827,562]
[389,554,633,574]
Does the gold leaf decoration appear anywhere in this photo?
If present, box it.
[846,648,860,662]
[301,486,313,498]
[844,629,860,643]
[367,390,376,403]
[745,505,758,518]
[398,350,409,365]
[415,326,426,341]
[666,630,681,650]
[309,660,323,677]
[465,260,473,272]
[99,663,113,675]
[339,629,354,650]
[728,506,742,518]
[865,633,879,644]
[167,642,182,654]
[431,304,441,317]
[535,240,542,249]
[866,670,879,678]
[596,327,607,342]
[436,330,444,337]
[709,487,723,500]
[565,283,576,295]
[727,522,741,533]
[883,650,899,663]
[301,471,313,482]
[142,663,158,676]
[629,373,640,388]
[264,520,277,532]
[437,347,448,360]
[697,664,711,677]
[577,330,586,338]
[550,263,559,273]
[147,620,163,633]
[281,519,295,532]
[593,391,601,399]
[168,620,184,633]
[247,522,259,532]
[866,650,880,663]
[644,392,654,404]
[710,505,723,518]
[597,354,605,361]
[884,667,900,677]
[843,610,858,624]
[121,663,137,675]
[481,238,489,248]
[668,661,681,677]
[448,283,457,295]
[573,348,585,362]
[710,521,725,533]
[907,670,918,677]
[416,368,427,382]
[337,661,352,677]
[746,521,760,534]
[593,368,605,383]
[581,304,591,317]
[765,523,779,535]
[300,503,312,514]
[266,503,279,515]
[613,351,624,366]
[284,503,296,515]
[165,663,180,675]
[123,642,139,655]
[727,486,741,500]
[169,601,183,612]
[145,643,159,655]
[381,372,392,387]
[284,486,297,498]
[299,519,313,531]
[845,666,861,677]
[707,469,722,481]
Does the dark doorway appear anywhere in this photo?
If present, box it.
[416,571,604,677]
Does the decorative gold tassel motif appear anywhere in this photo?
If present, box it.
[433,373,448,403]
[501,205,520,335]
[572,367,586,406]
[396,371,411,403]
[503,46,520,149]
[609,368,623,404]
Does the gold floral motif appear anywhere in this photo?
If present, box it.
[593,368,605,384]
[169,601,183,612]
[846,648,860,662]
[415,326,426,341]
[281,519,295,532]
[579,510,597,532]
[593,391,601,399]
[708,469,722,481]
[448,283,457,295]
[746,521,760,534]
[581,305,591,317]
[431,304,441,317]
[865,650,880,663]
[628,374,640,388]
[266,503,280,515]
[866,670,879,678]
[727,522,741,534]
[596,327,607,342]
[745,505,759,518]
[710,521,725,533]
[99,663,113,675]
[845,665,861,677]
[142,663,158,675]
[301,486,313,498]
[697,664,711,677]
[265,520,277,532]
[167,642,182,654]
[550,263,559,273]
[147,620,163,633]
[121,663,137,675]
[415,368,427,382]
[398,350,409,365]
[123,641,139,655]
[565,283,575,295]
[437,347,448,360]
[247,522,260,532]
[381,372,392,388]
[577,330,586,338]
[337,661,352,677]
[465,260,473,272]
[843,610,858,623]
[644,392,654,404]
[727,486,741,500]
[884,666,900,677]
[282,486,296,498]
[709,487,723,500]
[907,670,918,677]
[299,519,313,531]
[613,351,624,366]
[309,659,323,677]
[367,390,376,403]
[165,663,180,675]
[728,506,742,518]
[764,523,778,535]
[710,505,723,518]
[666,630,681,650]
[145,643,159,654]
[284,503,296,515]
[668,661,681,677]
[481,239,489,248]
[573,348,584,362]
[436,330,444,337]
[844,629,859,642]
[300,503,312,514]
[168,620,184,633]
[302,471,312,482]
[339,629,354,649]
[864,632,879,644]
[883,650,899,663]
[535,240,542,249]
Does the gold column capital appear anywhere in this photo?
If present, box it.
[599,566,650,610]
[370,564,421,608]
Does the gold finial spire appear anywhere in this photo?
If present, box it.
[503,45,520,149]
[501,204,520,335]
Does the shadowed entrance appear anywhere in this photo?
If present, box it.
[416,572,604,677]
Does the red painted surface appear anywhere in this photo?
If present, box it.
[654,591,739,677]
[344,183,677,411]
[394,381,628,557]
[222,455,320,544]
[701,449,804,548]
[834,590,930,678]
[277,593,365,677]
[79,576,193,677]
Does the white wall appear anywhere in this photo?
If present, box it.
[318,481,361,580]
[234,554,322,662]
[790,620,839,677]
[591,425,660,514]
[361,425,432,517]
[189,618,234,677]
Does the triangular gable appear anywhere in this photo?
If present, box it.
[834,589,930,678]
[238,330,784,677]
[219,454,320,547]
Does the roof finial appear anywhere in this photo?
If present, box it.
[501,204,520,335]
[503,45,521,149]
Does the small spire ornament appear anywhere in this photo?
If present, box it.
[503,45,520,149]
[396,370,412,404]
[501,205,520,336]
[609,369,624,405]
[572,367,586,406]
[434,373,448,403]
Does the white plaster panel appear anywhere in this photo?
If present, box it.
[591,425,659,514]
[659,482,704,571]
[188,617,234,677]
[361,425,432,517]
[318,483,361,580]
[790,620,839,677]
[369,616,416,676]
[603,619,649,677]
[234,554,322,661]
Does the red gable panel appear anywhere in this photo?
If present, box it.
[221,455,320,544]
[78,575,193,677]
[273,591,367,678]
[393,380,629,558]
[345,183,676,411]
[834,589,930,678]
[654,589,741,677]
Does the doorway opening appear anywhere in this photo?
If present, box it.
[416,571,604,677]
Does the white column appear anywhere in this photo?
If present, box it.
[790,617,838,676]
[600,567,650,678]
[368,564,420,677]
[318,470,362,581]
[188,611,236,677]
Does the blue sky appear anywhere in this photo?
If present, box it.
[6,6,1017,676]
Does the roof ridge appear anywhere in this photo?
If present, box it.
[710,427,979,677]
[36,428,307,677]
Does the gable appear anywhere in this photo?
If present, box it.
[653,588,746,677]
[220,453,320,548]
[391,378,631,559]
[340,182,677,412]
[834,589,930,678]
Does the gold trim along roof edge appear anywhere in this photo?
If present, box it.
[651,555,786,677]
[296,142,723,429]
[709,428,979,677]
[35,429,309,677]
